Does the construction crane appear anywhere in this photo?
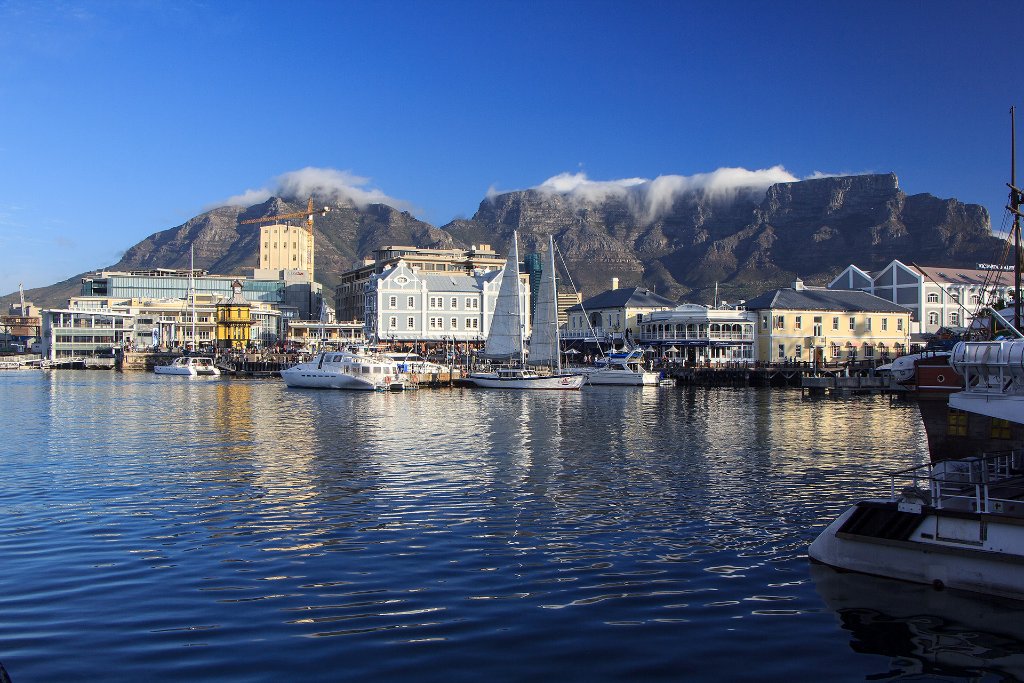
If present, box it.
[240,197,331,280]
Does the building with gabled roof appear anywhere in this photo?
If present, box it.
[564,279,676,345]
[829,259,1015,333]
[747,279,911,365]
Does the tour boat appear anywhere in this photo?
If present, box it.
[468,233,584,390]
[808,339,1024,599]
[281,348,406,391]
[153,356,221,376]
[578,349,660,386]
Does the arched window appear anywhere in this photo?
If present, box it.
[971,295,980,305]
[928,312,939,326]
[927,293,939,303]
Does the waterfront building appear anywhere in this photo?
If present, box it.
[81,267,322,321]
[828,260,1015,334]
[363,260,529,347]
[286,320,366,348]
[258,223,312,276]
[1,300,42,351]
[336,244,506,322]
[746,279,912,364]
[41,307,134,359]
[564,280,676,346]
[216,281,252,350]
[638,304,757,364]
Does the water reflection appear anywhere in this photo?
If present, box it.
[811,563,1024,680]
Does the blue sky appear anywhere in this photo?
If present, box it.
[1,0,1020,295]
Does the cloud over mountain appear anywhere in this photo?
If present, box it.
[220,167,413,211]
[506,166,801,223]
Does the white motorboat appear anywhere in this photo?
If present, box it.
[153,356,221,376]
[809,339,1024,599]
[383,352,449,375]
[579,349,660,386]
[467,233,584,390]
[281,349,406,391]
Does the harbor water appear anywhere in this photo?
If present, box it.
[1,371,1022,681]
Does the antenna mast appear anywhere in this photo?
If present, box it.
[1012,106,1022,332]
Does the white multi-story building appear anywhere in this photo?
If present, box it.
[638,304,757,364]
[829,259,1015,334]
[363,261,530,346]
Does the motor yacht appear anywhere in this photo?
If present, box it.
[281,349,406,391]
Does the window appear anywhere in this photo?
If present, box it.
[775,315,785,329]
[928,312,939,326]
[951,294,959,304]
[927,293,939,303]
[762,315,769,330]
[831,343,841,358]
[429,296,440,309]
[971,295,980,305]
[465,297,473,308]
[451,317,458,330]
[795,344,802,358]
[863,345,874,358]
[813,317,822,336]
[897,318,903,331]
[881,318,888,331]
[832,316,839,330]
[451,298,458,309]
[950,312,960,326]
[795,316,802,330]
[992,418,1012,439]
[636,313,644,323]
[777,344,785,359]
[408,296,415,308]
[429,317,442,330]
[389,317,397,329]
[389,296,397,309]
[407,317,415,329]
[947,409,968,436]
[866,317,872,331]
[470,319,479,329]
[849,317,856,331]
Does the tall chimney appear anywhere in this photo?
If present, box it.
[611,277,619,290]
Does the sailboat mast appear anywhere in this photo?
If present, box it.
[190,245,196,350]
[514,232,525,366]
[1013,106,1022,333]
[550,235,562,374]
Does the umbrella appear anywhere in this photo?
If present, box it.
[564,349,581,355]
[666,345,679,353]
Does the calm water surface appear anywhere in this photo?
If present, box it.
[1,371,1021,682]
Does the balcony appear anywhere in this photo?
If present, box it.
[639,330,754,342]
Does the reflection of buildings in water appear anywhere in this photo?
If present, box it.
[811,563,1024,680]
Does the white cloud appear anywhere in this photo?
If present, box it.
[522,166,802,223]
[219,167,413,211]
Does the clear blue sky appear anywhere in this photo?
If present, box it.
[1,0,1020,295]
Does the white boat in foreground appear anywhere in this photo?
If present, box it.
[153,356,221,376]
[579,349,660,386]
[281,349,406,391]
[809,339,1024,599]
[469,367,585,389]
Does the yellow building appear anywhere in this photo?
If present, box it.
[746,279,912,364]
[217,280,252,349]
[260,223,312,275]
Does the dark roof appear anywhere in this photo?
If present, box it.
[744,286,908,313]
[567,286,676,312]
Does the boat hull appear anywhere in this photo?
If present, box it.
[582,368,660,386]
[467,373,584,390]
[281,369,399,390]
[809,500,1024,600]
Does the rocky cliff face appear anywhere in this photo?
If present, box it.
[445,173,1000,302]
[6,173,1003,311]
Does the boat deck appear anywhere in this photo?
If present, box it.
[891,450,1024,518]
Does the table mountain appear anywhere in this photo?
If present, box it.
[5,173,1004,311]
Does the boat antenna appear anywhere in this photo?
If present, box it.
[1010,105,1023,332]
[190,245,196,353]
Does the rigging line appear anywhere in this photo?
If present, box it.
[553,240,606,358]
[911,261,982,336]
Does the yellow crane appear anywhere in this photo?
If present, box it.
[240,197,331,280]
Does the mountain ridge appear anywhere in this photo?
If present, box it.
[4,173,1005,312]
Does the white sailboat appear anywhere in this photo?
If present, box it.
[468,233,584,390]
[154,246,220,377]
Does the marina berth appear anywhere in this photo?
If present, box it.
[281,348,407,391]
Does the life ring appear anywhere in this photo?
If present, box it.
[936,374,945,383]
[562,377,570,385]
[384,376,391,383]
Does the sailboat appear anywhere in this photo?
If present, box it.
[467,232,584,389]
[154,246,220,376]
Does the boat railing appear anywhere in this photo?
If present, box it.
[889,449,1024,515]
